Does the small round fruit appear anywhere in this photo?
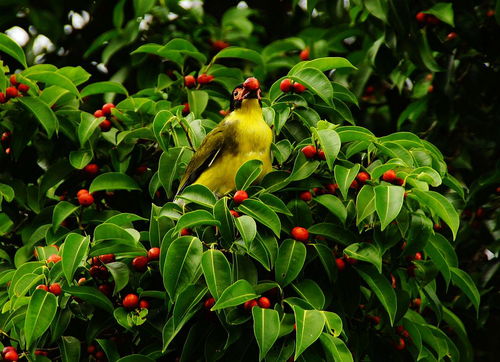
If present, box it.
[204,297,215,309]
[293,82,306,93]
[9,74,18,86]
[5,87,18,98]
[95,351,105,359]
[280,79,293,92]
[357,172,370,183]
[301,145,317,159]
[368,315,381,325]
[2,346,16,355]
[122,293,139,309]
[344,255,357,265]
[132,256,149,272]
[100,254,115,264]
[18,83,30,93]
[350,180,358,189]
[139,299,150,309]
[78,192,94,206]
[382,169,397,182]
[233,190,248,204]
[258,297,271,309]
[78,277,86,286]
[325,183,338,194]
[89,266,101,278]
[299,48,309,61]
[212,40,229,50]
[84,163,99,175]
[184,75,196,88]
[317,149,326,160]
[335,258,345,271]
[98,284,113,297]
[99,119,112,132]
[136,165,148,174]
[395,177,405,186]
[230,210,240,218]
[365,85,375,95]
[102,103,115,116]
[94,110,104,118]
[49,283,62,296]
[394,337,406,350]
[77,189,89,197]
[412,298,422,307]
[414,252,422,260]
[3,350,19,361]
[299,191,312,202]
[197,74,214,84]
[147,247,160,261]
[416,12,427,23]
[47,254,62,263]
[87,345,96,354]
[36,284,49,291]
[243,77,260,91]
[291,226,309,242]
[486,9,495,17]
[0,92,6,103]
[447,32,457,40]
[180,228,192,236]
[243,299,258,310]
[182,102,190,115]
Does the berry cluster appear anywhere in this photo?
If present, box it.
[77,188,94,206]
[381,169,404,186]
[212,39,230,51]
[131,247,160,272]
[86,344,107,362]
[36,282,62,296]
[1,130,11,154]
[301,145,326,160]
[415,12,440,25]
[280,79,307,93]
[0,75,30,104]
[184,73,215,89]
[93,103,116,132]
[2,346,19,361]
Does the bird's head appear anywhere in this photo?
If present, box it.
[230,77,262,111]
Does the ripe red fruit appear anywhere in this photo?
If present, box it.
[98,284,113,297]
[325,183,338,194]
[394,337,406,350]
[293,82,306,93]
[280,79,293,92]
[412,298,422,307]
[6,87,18,98]
[212,40,229,51]
[77,189,89,197]
[357,172,370,183]
[258,297,271,309]
[0,92,6,103]
[416,12,427,23]
[336,258,346,271]
[182,102,190,115]
[299,191,312,202]
[486,9,495,17]
[78,277,86,285]
[414,252,422,260]
[364,85,375,95]
[18,83,30,93]
[184,75,196,88]
[84,163,99,175]
[291,226,309,242]
[89,266,101,278]
[243,77,260,91]
[344,255,358,265]
[102,103,115,116]
[395,177,405,186]
[317,149,326,160]
[5,147,10,155]
[2,346,16,355]
[99,254,115,264]
[219,109,229,117]
[243,299,258,310]
[301,145,317,159]
[122,293,139,309]
[136,165,148,174]
[147,247,160,261]
[313,187,325,195]
[78,192,94,206]
[180,228,192,236]
[230,210,240,218]
[9,74,18,86]
[99,119,112,132]
[36,284,49,291]
[427,85,434,93]
[233,190,249,204]
[87,345,96,354]
[433,223,442,231]
[94,110,104,118]
[350,180,359,189]
[446,32,457,41]
[299,48,310,61]
[3,350,18,361]
[35,350,48,356]
[427,15,440,25]
[382,169,397,182]
[139,299,150,309]
[204,297,215,309]
[49,283,62,296]
[47,254,62,263]
[95,351,105,359]
[197,74,214,84]
[368,315,381,325]
[132,256,149,272]
[1,131,11,142]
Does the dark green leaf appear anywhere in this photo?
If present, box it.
[235,160,263,191]
[89,172,140,193]
[201,249,232,300]
[293,306,325,360]
[374,185,405,230]
[24,289,58,348]
[61,233,90,284]
[239,199,281,237]
[18,97,58,137]
[275,239,307,287]
[211,279,259,310]
[252,307,280,361]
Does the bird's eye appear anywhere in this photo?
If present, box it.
[233,90,239,96]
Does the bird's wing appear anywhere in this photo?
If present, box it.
[177,120,229,193]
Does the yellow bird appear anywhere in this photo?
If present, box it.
[178,77,273,196]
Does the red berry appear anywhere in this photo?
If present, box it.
[219,109,229,117]
[364,85,375,95]
[139,299,150,309]
[102,103,115,116]
[36,284,49,291]
[395,177,405,186]
[78,192,94,206]
[94,110,104,118]
[280,79,293,92]
[99,254,115,264]
[313,187,326,195]
[476,207,485,219]
[317,149,326,160]
[395,325,405,335]
[233,190,249,204]
[416,12,427,23]
[301,145,317,159]
[132,256,149,272]
[391,273,397,288]
[299,48,310,61]
[35,350,48,356]
[182,102,190,115]
[204,297,215,309]
[5,87,18,98]
[84,163,99,175]
[414,252,422,260]
[368,315,381,325]
[243,299,258,310]
[89,266,101,278]
[9,74,18,86]
[87,345,96,354]
[47,254,62,263]
[99,119,112,132]
[2,346,16,355]
[299,191,312,202]
[0,92,6,103]
[446,32,457,41]
[184,75,196,88]
[325,183,338,194]
[4,350,19,361]
[394,337,406,350]
[147,247,160,261]
[382,169,397,182]
[427,84,434,93]
[350,180,358,189]
[344,255,358,265]
[95,351,105,359]
[77,189,89,197]
[293,82,307,93]
[486,9,495,17]
[243,77,260,91]
[336,258,345,271]
[98,284,113,296]
[180,228,192,236]
[291,226,309,242]
[433,223,442,231]
[49,283,62,296]
[212,40,229,51]
[18,83,30,93]
[1,131,11,142]
[357,172,370,183]
[427,15,440,24]
[122,293,139,309]
[78,277,86,286]
[136,165,148,174]
[258,297,271,309]
[230,210,240,218]
[197,74,214,84]
[412,298,422,307]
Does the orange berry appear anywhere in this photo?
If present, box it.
[280,79,293,92]
[184,75,196,88]
[132,256,149,272]
[102,103,115,116]
[204,297,215,309]
[49,283,62,296]
[293,82,306,93]
[233,190,249,204]
[291,226,309,242]
[299,191,312,202]
[147,247,160,261]
[122,293,139,309]
[180,228,192,236]
[243,77,260,91]
[382,170,397,182]
[301,145,317,159]
[258,297,271,309]
[299,48,310,61]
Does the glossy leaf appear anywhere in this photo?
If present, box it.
[374,185,405,230]
[292,279,325,309]
[235,159,263,191]
[0,32,27,67]
[344,243,382,273]
[293,306,325,359]
[320,334,353,362]
[275,239,307,287]
[313,128,341,171]
[314,194,347,225]
[61,233,90,284]
[18,97,58,137]
[64,286,114,313]
[80,81,128,97]
[211,279,259,310]
[173,210,220,233]
[450,267,480,315]
[252,307,280,360]
[234,215,257,246]
[24,289,58,348]
[60,336,81,362]
[178,184,217,208]
[238,199,281,236]
[356,185,376,225]
[89,172,140,193]
[201,249,232,299]
[334,164,360,200]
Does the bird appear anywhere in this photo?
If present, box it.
[177,77,273,196]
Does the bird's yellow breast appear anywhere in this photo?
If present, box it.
[194,99,273,195]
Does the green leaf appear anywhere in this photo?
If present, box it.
[290,57,356,73]
[252,307,280,361]
[163,236,203,300]
[211,279,259,310]
[0,183,14,203]
[293,306,325,360]
[322,311,343,337]
[24,289,58,348]
[235,160,264,191]
[64,286,114,313]
[410,167,442,187]
[213,197,235,246]
[425,2,454,26]
[259,193,292,216]
[213,47,263,65]
[61,234,90,284]
[234,215,257,246]
[106,262,130,295]
[356,185,376,225]
[0,33,27,67]
[355,264,397,325]
[374,185,405,230]
[80,81,129,97]
[334,164,360,200]
[69,149,93,169]
[52,202,79,232]
[60,336,81,362]
[319,334,353,362]
[18,97,58,137]
[411,190,460,240]
[173,210,221,233]
[275,239,307,287]
[336,126,376,143]
[201,249,232,300]
[78,112,104,146]
[186,90,208,118]
[289,67,334,106]
[292,279,325,309]
[314,194,347,225]
[344,243,382,273]
[450,267,480,315]
[424,233,458,286]
[313,128,341,171]
[238,199,281,237]
[158,147,190,198]
[312,244,337,283]
[26,71,79,96]
[178,184,217,209]
[89,172,140,193]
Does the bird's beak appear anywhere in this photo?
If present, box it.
[242,88,262,100]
